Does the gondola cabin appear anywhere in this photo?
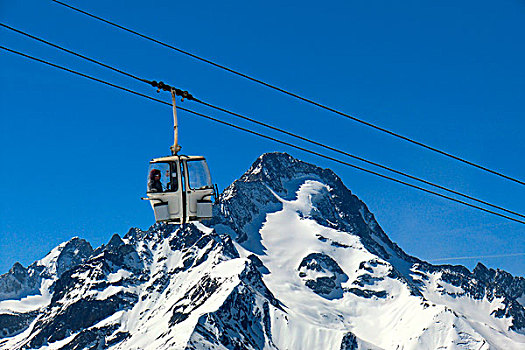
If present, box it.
[146,155,215,223]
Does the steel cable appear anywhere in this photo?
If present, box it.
[2,22,523,220]
[50,0,525,186]
[2,44,524,225]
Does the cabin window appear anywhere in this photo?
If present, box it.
[147,162,177,193]
[187,160,212,190]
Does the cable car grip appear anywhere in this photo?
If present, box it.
[149,80,194,101]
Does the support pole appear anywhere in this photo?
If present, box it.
[170,88,182,155]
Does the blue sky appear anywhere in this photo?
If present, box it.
[1,0,524,275]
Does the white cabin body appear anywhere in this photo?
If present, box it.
[146,155,214,223]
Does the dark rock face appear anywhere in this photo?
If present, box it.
[416,262,525,331]
[187,289,271,350]
[59,325,128,350]
[298,253,348,298]
[186,263,280,350]
[169,274,220,326]
[473,263,525,301]
[0,311,38,339]
[53,238,94,279]
[340,332,358,350]
[211,180,282,243]
[26,293,137,349]
[353,273,383,287]
[347,288,387,299]
[473,264,525,331]
[168,225,240,277]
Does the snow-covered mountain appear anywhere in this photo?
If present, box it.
[1,152,524,349]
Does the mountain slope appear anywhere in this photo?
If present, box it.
[1,152,523,349]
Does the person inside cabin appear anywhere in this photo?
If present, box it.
[148,169,163,192]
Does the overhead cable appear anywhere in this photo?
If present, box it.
[1,22,523,220]
[50,0,525,186]
[2,44,524,226]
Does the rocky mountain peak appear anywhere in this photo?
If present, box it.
[214,153,355,237]
[214,153,410,264]
[241,152,340,195]
[50,237,93,278]
[8,262,26,277]
[106,233,124,250]
[0,237,92,303]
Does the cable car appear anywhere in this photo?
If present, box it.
[143,86,216,223]
[146,155,215,223]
